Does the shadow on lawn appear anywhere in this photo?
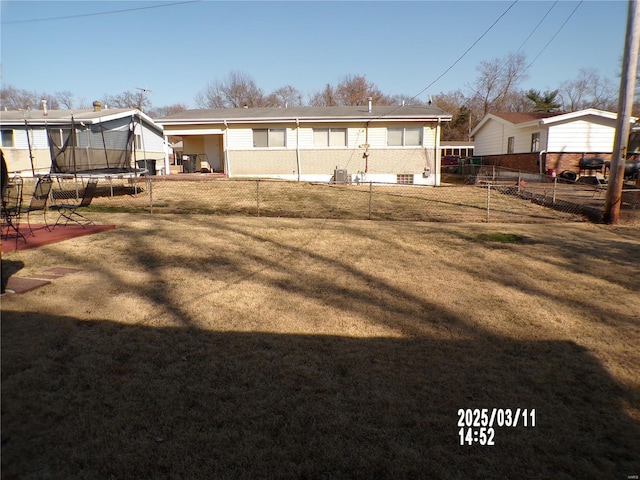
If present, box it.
[2,311,639,480]
[0,259,24,294]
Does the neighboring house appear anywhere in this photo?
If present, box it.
[157,103,452,185]
[0,102,166,177]
[470,109,637,175]
[440,140,474,159]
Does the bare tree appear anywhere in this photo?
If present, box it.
[470,52,528,115]
[309,75,386,107]
[55,91,75,109]
[558,68,618,112]
[0,85,60,111]
[433,90,476,141]
[309,84,338,107]
[149,103,189,119]
[263,85,304,107]
[335,74,384,106]
[103,90,152,111]
[195,71,265,108]
[384,94,427,107]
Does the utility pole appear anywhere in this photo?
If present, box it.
[604,0,640,224]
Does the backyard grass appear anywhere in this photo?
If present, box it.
[75,178,593,223]
[1,214,639,479]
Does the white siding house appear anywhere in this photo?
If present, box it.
[0,105,166,177]
[472,109,630,156]
[470,109,636,174]
[158,105,453,185]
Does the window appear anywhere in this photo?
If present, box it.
[397,174,414,184]
[1,130,14,147]
[135,134,142,150]
[313,128,347,147]
[253,128,286,148]
[388,127,422,146]
[507,136,515,154]
[531,132,540,152]
[48,128,73,148]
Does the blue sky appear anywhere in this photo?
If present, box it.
[0,0,629,109]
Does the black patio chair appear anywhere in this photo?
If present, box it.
[52,179,98,229]
[1,175,26,247]
[25,175,54,236]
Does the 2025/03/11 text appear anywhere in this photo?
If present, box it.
[458,408,536,446]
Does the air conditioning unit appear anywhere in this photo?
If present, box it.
[334,168,349,184]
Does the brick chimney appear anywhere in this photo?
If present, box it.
[93,100,101,112]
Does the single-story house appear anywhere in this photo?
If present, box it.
[0,102,167,177]
[157,103,452,185]
[470,108,637,175]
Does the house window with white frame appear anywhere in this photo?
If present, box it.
[313,128,347,147]
[253,128,286,148]
[387,127,422,147]
[507,136,515,154]
[1,130,14,148]
[531,132,540,152]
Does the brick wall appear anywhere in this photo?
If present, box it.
[480,153,541,173]
[546,152,612,174]
[479,152,613,174]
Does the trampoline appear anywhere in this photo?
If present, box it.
[47,115,149,197]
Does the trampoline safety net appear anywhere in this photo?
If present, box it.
[48,117,135,174]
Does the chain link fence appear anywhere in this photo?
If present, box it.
[35,167,639,224]
[35,176,620,223]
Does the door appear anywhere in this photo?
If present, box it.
[204,135,223,173]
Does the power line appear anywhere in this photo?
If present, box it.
[491,1,560,94]
[373,0,519,119]
[513,1,559,56]
[398,0,580,117]
[1,1,201,25]
[525,1,583,71]
[506,1,582,91]
[408,0,519,103]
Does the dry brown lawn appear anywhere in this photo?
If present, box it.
[2,214,639,479]
[82,177,594,223]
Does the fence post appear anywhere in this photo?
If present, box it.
[256,180,260,217]
[553,175,557,204]
[487,183,491,222]
[148,177,153,214]
[369,182,373,220]
[517,172,522,194]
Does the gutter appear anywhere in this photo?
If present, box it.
[295,118,301,181]
[223,120,230,176]
[159,116,450,126]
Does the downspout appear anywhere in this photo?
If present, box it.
[364,121,370,173]
[538,119,547,176]
[295,118,301,181]
[223,120,230,177]
[434,119,441,184]
[538,149,546,175]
